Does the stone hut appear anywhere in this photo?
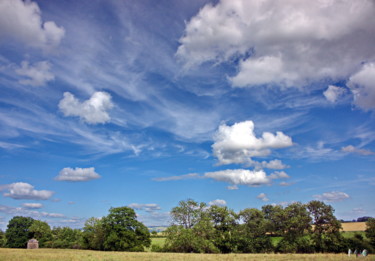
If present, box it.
[27,238,39,249]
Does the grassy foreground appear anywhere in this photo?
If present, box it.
[0,249,374,261]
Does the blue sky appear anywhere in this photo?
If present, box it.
[0,0,374,229]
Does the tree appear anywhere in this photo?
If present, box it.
[366,218,375,248]
[262,204,286,236]
[307,200,343,252]
[82,217,105,250]
[277,203,313,253]
[170,199,207,229]
[50,226,82,249]
[5,216,35,248]
[29,220,52,247]
[207,205,238,253]
[236,208,273,253]
[102,206,150,251]
[0,229,6,247]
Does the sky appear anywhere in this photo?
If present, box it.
[0,0,374,230]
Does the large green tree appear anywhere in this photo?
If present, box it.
[29,220,52,247]
[262,204,286,236]
[307,200,343,252]
[5,216,34,248]
[102,206,151,251]
[170,199,207,229]
[50,226,82,249]
[82,217,105,250]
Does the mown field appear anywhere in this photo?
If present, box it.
[0,248,374,261]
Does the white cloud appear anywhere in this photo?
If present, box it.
[212,121,292,165]
[59,92,114,124]
[16,61,54,86]
[1,182,54,200]
[341,145,374,156]
[256,193,269,202]
[0,204,65,220]
[204,169,271,187]
[323,85,346,103]
[208,199,227,206]
[55,167,101,182]
[347,63,375,111]
[0,0,65,49]
[177,0,375,88]
[153,173,201,182]
[129,203,161,213]
[269,171,290,180]
[227,185,238,190]
[313,191,350,202]
[22,203,43,209]
[279,181,293,187]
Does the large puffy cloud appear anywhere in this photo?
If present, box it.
[313,191,350,202]
[0,0,65,49]
[212,121,292,165]
[55,167,101,182]
[59,92,114,124]
[1,182,54,200]
[177,0,375,88]
[347,63,375,111]
[16,61,54,86]
[204,169,271,187]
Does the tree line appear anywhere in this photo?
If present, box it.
[0,200,374,254]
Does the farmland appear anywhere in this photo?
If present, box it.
[0,248,373,261]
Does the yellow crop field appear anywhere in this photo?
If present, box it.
[341,222,367,232]
[0,249,374,261]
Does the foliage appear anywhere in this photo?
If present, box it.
[307,200,343,252]
[82,217,105,250]
[0,230,6,248]
[50,226,83,249]
[366,218,375,248]
[262,204,286,236]
[102,206,151,251]
[170,199,207,229]
[29,220,52,248]
[5,216,35,248]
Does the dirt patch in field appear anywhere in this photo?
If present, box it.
[341,222,366,232]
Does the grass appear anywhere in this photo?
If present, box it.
[1,248,374,261]
[145,237,166,252]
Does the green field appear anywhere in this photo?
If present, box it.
[0,248,373,261]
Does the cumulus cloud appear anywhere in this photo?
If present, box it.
[257,193,269,202]
[129,203,161,213]
[341,145,374,156]
[55,167,101,182]
[323,85,346,103]
[0,0,65,49]
[22,203,43,209]
[347,63,375,111]
[212,121,292,165]
[204,169,271,187]
[59,92,114,124]
[16,60,54,86]
[313,191,350,202]
[208,199,227,206]
[153,173,201,182]
[177,0,375,88]
[1,182,54,200]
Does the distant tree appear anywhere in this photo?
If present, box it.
[170,199,207,229]
[307,200,343,252]
[236,208,273,253]
[358,216,373,222]
[366,218,375,248]
[29,220,52,247]
[5,216,34,248]
[102,206,151,251]
[82,217,105,250]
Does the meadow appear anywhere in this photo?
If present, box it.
[0,248,374,261]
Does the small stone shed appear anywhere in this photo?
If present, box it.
[27,238,39,249]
